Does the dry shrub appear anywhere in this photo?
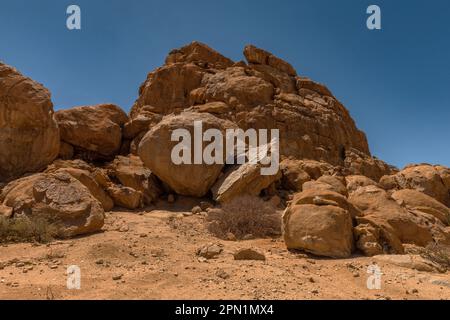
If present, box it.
[0,215,59,244]
[207,196,281,240]
[420,243,450,271]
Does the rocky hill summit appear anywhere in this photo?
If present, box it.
[0,42,449,259]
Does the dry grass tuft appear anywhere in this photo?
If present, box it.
[420,243,450,271]
[0,215,59,244]
[207,196,281,240]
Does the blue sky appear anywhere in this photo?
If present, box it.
[1,0,449,168]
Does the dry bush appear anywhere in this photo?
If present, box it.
[420,243,450,271]
[207,196,281,240]
[0,215,59,244]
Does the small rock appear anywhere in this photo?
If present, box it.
[226,232,237,241]
[191,206,202,215]
[167,194,175,203]
[95,259,104,265]
[233,249,266,261]
[112,274,123,281]
[200,201,213,211]
[216,269,230,279]
[197,244,223,259]
[119,225,129,232]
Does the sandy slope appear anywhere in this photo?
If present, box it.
[0,199,449,300]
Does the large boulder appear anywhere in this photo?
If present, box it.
[282,204,354,258]
[55,104,128,161]
[138,112,236,197]
[349,186,450,256]
[0,62,59,182]
[380,164,450,206]
[0,172,105,237]
[129,42,374,168]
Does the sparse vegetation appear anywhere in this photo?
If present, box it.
[0,215,60,244]
[420,243,450,271]
[207,196,281,240]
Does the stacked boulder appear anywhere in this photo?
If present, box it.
[0,62,59,182]
[283,173,450,258]
[1,42,449,250]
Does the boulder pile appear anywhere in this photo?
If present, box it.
[0,42,448,258]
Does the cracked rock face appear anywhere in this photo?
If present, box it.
[0,62,60,182]
[129,42,375,170]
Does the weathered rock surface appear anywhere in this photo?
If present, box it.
[106,155,161,205]
[0,172,104,237]
[55,104,128,161]
[138,112,236,197]
[0,62,59,182]
[212,153,282,203]
[380,164,450,206]
[130,42,373,168]
[391,189,449,225]
[282,204,354,258]
[350,186,450,256]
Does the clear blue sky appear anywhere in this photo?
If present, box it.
[1,0,449,168]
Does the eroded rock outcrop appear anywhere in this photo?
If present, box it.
[138,112,236,197]
[0,62,60,182]
[55,104,128,161]
[380,164,450,206]
[0,172,105,237]
[129,42,372,168]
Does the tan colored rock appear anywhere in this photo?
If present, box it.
[345,175,379,194]
[166,41,234,69]
[106,155,161,205]
[0,62,59,182]
[380,164,450,206]
[138,112,236,197]
[280,159,311,191]
[55,104,128,160]
[130,42,371,167]
[233,248,266,261]
[350,186,450,255]
[200,66,275,108]
[243,45,297,76]
[106,185,143,210]
[130,63,206,118]
[55,168,114,212]
[0,172,104,237]
[391,189,449,225]
[291,189,360,218]
[344,148,396,182]
[212,156,282,203]
[282,204,354,258]
[316,175,348,196]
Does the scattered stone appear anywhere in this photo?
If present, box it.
[216,269,230,280]
[192,206,202,215]
[112,274,123,281]
[197,244,223,259]
[233,249,266,261]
